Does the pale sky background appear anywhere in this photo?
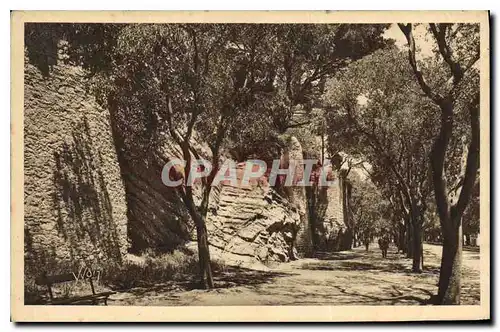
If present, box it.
[383,23,435,60]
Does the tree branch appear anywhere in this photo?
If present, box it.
[398,23,444,106]
[344,102,414,209]
[429,24,464,84]
[454,96,480,220]
[165,97,183,146]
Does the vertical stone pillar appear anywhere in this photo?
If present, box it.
[283,136,313,257]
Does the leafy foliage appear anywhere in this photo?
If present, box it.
[323,47,437,233]
[349,173,391,244]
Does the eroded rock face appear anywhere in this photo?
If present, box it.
[118,158,193,253]
[205,163,301,267]
[119,135,211,254]
[24,61,129,269]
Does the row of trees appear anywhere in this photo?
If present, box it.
[323,23,480,304]
[324,47,436,272]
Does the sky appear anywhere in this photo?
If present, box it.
[382,23,436,60]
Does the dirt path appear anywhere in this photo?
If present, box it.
[109,243,480,306]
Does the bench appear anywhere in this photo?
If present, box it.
[35,272,115,305]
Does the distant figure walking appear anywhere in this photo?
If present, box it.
[378,235,390,258]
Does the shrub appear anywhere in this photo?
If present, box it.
[101,249,206,290]
[25,248,228,303]
[24,255,82,304]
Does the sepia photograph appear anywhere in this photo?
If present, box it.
[10,10,490,322]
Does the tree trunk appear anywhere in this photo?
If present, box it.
[464,233,471,246]
[420,228,424,269]
[305,185,320,251]
[399,221,406,253]
[341,180,353,250]
[411,218,423,272]
[410,204,424,272]
[183,189,214,289]
[431,99,478,304]
[198,188,215,289]
[195,220,215,289]
[321,132,325,164]
[406,218,413,258]
[342,228,354,250]
[436,222,462,304]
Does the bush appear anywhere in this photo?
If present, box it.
[101,249,205,290]
[24,255,84,304]
[25,248,228,303]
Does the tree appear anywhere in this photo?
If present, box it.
[258,24,390,134]
[398,23,480,304]
[323,47,437,272]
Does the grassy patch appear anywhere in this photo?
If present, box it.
[25,249,228,304]
[102,249,200,290]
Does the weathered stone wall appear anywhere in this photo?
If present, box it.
[275,136,351,254]
[279,136,313,257]
[313,168,348,251]
[24,60,129,269]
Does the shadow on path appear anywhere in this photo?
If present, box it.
[302,246,440,276]
[109,244,480,306]
[111,265,296,301]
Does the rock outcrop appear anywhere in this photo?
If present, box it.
[205,163,301,267]
[117,135,211,254]
[24,59,129,269]
[278,136,313,257]
[308,164,352,252]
